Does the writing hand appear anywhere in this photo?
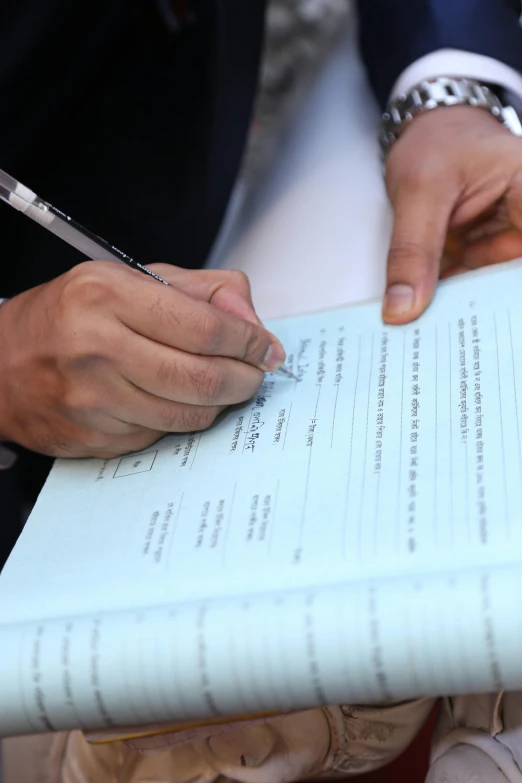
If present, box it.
[0,262,285,458]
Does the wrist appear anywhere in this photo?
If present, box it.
[391,104,505,148]
[380,77,522,162]
[0,298,17,444]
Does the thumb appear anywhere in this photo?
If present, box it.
[384,180,456,324]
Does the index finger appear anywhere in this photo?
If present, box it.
[115,270,286,372]
[146,265,263,325]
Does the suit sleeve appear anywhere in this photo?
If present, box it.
[357,0,522,107]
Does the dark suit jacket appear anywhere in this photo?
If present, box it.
[2,0,522,565]
[358,0,522,105]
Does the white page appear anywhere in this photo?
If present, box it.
[3,563,522,735]
[3,262,522,626]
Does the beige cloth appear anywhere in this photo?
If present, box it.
[2,700,435,782]
[427,694,522,783]
[7,694,522,782]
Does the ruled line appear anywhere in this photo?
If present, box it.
[494,313,509,536]
[357,335,375,559]
[343,336,362,558]
[508,310,522,519]
[396,332,406,552]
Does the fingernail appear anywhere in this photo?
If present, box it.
[383,284,415,317]
[263,341,286,371]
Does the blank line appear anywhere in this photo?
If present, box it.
[448,323,454,542]
[357,335,375,559]
[314,384,322,419]
[298,444,314,548]
[373,472,381,556]
[165,492,185,569]
[18,628,39,733]
[464,442,470,543]
[396,333,406,551]
[282,403,293,450]
[189,433,202,470]
[343,337,361,558]
[121,624,141,724]
[297,384,322,549]
[268,479,280,554]
[331,383,340,448]
[221,483,237,565]
[494,314,509,535]
[434,326,438,546]
[508,311,522,517]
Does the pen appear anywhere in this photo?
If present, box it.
[0,168,298,380]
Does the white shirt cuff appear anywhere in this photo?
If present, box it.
[391,49,522,101]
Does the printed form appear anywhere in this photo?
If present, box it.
[5,263,522,735]
[3,262,522,624]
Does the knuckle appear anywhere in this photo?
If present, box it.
[60,262,115,311]
[60,382,102,418]
[192,360,226,404]
[148,292,168,326]
[389,238,427,262]
[156,357,226,404]
[191,309,223,352]
[157,357,227,404]
[194,406,220,430]
[156,359,177,389]
[242,324,267,364]
[227,269,250,291]
[58,331,110,374]
[79,429,112,453]
[164,404,218,432]
[60,382,84,414]
[244,368,265,397]
[388,240,431,278]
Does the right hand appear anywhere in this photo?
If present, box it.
[0,261,285,458]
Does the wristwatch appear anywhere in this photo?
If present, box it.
[380,76,522,160]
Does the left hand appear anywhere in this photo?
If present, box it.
[383,105,522,324]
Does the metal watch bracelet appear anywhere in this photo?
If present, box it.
[380,76,522,161]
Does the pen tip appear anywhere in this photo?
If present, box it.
[277,365,299,381]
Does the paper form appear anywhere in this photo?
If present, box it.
[4,262,522,735]
[3,563,522,735]
[3,262,522,625]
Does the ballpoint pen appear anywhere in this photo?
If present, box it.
[0,168,298,380]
